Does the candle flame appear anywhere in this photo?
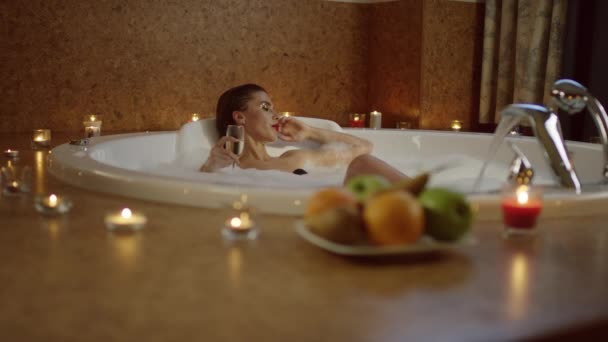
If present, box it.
[516,185,529,204]
[121,208,132,219]
[90,115,97,122]
[49,194,57,206]
[354,117,359,121]
[191,113,200,122]
[451,120,463,131]
[230,217,242,228]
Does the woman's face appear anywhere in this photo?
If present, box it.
[239,91,279,143]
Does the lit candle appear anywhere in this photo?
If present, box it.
[3,149,19,159]
[105,208,147,232]
[280,112,294,117]
[191,113,200,122]
[34,193,73,215]
[396,121,411,130]
[369,110,382,129]
[501,185,543,235]
[32,129,51,149]
[348,113,366,128]
[84,125,101,138]
[222,201,258,240]
[83,115,102,138]
[450,120,463,131]
[4,181,21,194]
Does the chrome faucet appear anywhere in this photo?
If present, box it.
[551,79,608,180]
[500,104,581,192]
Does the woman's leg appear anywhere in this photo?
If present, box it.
[343,154,409,185]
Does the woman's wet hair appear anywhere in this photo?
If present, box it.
[216,83,267,138]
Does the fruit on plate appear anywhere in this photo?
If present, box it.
[363,190,425,245]
[418,187,473,241]
[304,205,366,244]
[305,188,366,244]
[306,188,358,217]
[386,172,430,196]
[345,174,391,202]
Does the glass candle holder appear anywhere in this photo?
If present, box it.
[501,184,543,237]
[348,113,366,128]
[369,110,382,129]
[34,193,73,215]
[32,129,51,150]
[222,200,259,241]
[450,120,463,131]
[396,121,412,130]
[2,180,22,196]
[105,208,147,233]
[83,115,102,138]
[3,149,19,159]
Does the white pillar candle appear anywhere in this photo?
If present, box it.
[370,110,382,129]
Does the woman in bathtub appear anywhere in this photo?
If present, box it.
[200,83,406,183]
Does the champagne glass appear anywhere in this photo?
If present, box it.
[226,125,244,168]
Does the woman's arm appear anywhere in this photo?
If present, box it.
[277,117,373,168]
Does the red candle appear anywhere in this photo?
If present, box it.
[501,186,543,229]
[349,114,366,128]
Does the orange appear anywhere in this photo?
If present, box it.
[363,191,424,245]
[306,188,358,217]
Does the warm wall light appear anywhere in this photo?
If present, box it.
[450,120,463,131]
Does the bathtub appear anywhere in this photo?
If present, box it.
[48,118,608,218]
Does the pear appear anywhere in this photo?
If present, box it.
[304,205,367,244]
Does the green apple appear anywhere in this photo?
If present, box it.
[345,174,391,202]
[418,188,473,241]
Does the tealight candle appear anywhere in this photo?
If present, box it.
[348,113,366,128]
[3,149,19,159]
[34,193,73,215]
[105,208,147,232]
[501,185,543,237]
[369,110,382,129]
[32,129,51,149]
[450,120,463,131]
[83,115,102,138]
[222,201,258,241]
[396,121,411,130]
[190,113,200,122]
[4,181,21,194]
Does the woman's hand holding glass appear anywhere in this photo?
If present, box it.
[276,117,310,142]
[201,135,242,172]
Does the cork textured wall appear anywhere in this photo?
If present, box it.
[419,0,485,130]
[1,0,368,132]
[1,0,484,133]
[367,0,422,129]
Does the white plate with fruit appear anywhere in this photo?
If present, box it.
[297,173,477,256]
